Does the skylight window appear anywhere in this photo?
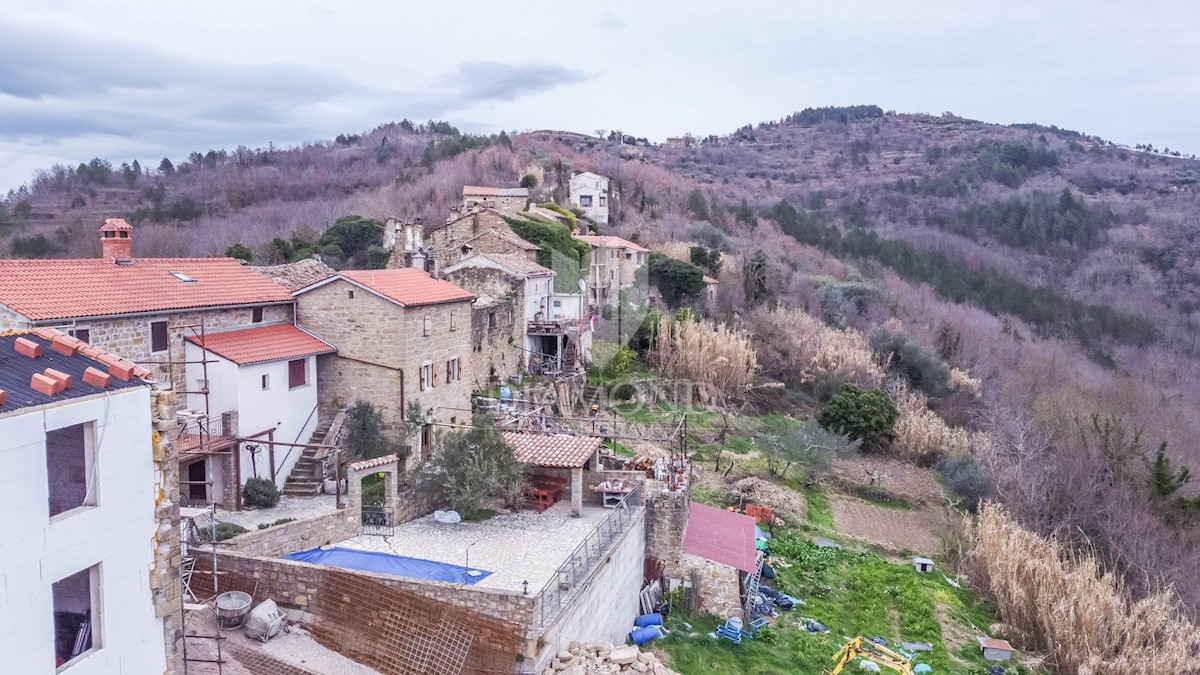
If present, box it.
[169,271,198,283]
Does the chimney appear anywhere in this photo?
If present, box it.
[383,217,400,250]
[99,218,133,261]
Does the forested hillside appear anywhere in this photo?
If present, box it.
[6,107,1200,623]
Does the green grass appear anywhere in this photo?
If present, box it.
[657,533,1032,675]
[461,508,497,522]
[803,486,835,531]
[604,439,636,457]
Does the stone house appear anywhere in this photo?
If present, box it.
[571,234,649,308]
[569,171,611,224]
[294,268,475,467]
[0,219,316,510]
[427,207,540,266]
[462,185,529,215]
[680,503,760,619]
[442,252,592,377]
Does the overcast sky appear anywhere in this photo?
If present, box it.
[2,0,1197,192]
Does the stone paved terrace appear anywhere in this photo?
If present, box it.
[337,500,614,592]
[216,494,338,530]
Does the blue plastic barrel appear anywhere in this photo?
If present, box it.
[629,626,664,645]
[499,385,512,400]
[633,613,663,628]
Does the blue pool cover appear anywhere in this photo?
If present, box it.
[282,547,492,585]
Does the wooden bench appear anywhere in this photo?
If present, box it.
[526,475,567,512]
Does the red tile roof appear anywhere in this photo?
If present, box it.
[682,503,759,573]
[328,269,475,307]
[572,234,650,253]
[347,454,399,472]
[502,431,602,468]
[185,323,334,365]
[0,258,295,321]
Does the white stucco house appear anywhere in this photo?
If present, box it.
[0,332,168,674]
[569,171,611,224]
[183,322,335,503]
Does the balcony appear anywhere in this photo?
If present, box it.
[176,412,238,460]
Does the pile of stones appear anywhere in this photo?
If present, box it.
[543,641,678,675]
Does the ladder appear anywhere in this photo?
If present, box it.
[181,503,224,674]
[743,550,766,618]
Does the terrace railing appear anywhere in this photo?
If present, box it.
[535,481,644,626]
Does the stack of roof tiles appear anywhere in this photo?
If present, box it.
[0,328,147,414]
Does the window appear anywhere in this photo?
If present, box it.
[46,423,95,519]
[252,307,264,323]
[261,374,270,390]
[168,271,197,283]
[488,311,497,330]
[450,310,458,331]
[625,251,632,260]
[150,321,168,353]
[348,290,355,299]
[446,357,459,382]
[423,315,432,336]
[69,328,90,344]
[53,565,101,669]
[553,299,562,311]
[288,359,307,389]
[599,195,607,207]
[579,195,593,207]
[420,362,433,391]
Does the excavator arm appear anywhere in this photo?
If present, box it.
[823,636,915,675]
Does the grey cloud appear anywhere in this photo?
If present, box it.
[439,62,589,103]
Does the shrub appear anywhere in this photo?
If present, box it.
[224,243,253,262]
[936,453,992,511]
[868,323,951,397]
[760,422,860,480]
[416,414,527,512]
[201,522,249,541]
[591,340,637,379]
[647,253,705,307]
[750,307,884,398]
[652,311,757,405]
[346,401,394,460]
[242,477,280,508]
[520,173,538,188]
[887,380,969,465]
[817,384,898,447]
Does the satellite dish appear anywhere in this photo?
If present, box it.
[578,279,586,293]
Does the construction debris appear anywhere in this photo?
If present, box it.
[544,641,679,674]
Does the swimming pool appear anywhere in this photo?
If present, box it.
[282,547,493,585]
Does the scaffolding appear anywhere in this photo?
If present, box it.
[180,504,224,675]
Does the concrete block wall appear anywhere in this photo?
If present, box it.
[527,509,646,673]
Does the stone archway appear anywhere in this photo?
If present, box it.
[346,454,399,534]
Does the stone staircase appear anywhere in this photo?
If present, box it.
[281,415,336,498]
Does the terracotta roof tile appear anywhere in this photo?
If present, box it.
[253,258,337,292]
[502,431,602,468]
[572,234,650,253]
[184,323,334,365]
[463,186,529,197]
[682,502,759,573]
[347,454,399,472]
[0,330,147,414]
[0,257,295,321]
[333,269,475,307]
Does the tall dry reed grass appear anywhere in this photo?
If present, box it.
[968,503,1200,675]
[750,307,884,393]
[887,380,970,464]
[652,312,757,404]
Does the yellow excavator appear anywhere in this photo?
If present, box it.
[823,636,916,674]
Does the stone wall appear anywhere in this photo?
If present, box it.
[644,489,690,574]
[428,209,511,265]
[462,228,540,263]
[150,386,184,674]
[442,264,527,384]
[680,553,743,620]
[2,304,293,393]
[203,551,537,632]
[297,278,474,460]
[221,508,362,557]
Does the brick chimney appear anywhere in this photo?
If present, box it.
[99,218,133,261]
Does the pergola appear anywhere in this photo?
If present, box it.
[502,431,603,515]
